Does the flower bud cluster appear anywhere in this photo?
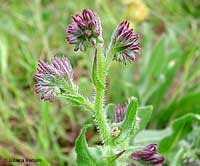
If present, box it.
[33,57,74,100]
[66,9,102,51]
[112,21,140,63]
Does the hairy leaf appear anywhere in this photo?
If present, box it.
[75,126,97,166]
[159,113,200,154]
[134,105,153,135]
[133,129,171,145]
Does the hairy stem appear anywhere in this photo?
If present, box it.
[93,44,111,145]
[94,87,111,144]
[59,78,93,111]
[105,43,114,74]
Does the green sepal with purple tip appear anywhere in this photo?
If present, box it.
[113,97,138,145]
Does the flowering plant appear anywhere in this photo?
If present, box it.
[33,9,164,166]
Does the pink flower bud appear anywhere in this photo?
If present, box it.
[33,57,74,101]
[129,144,165,165]
[66,9,102,51]
[112,21,140,63]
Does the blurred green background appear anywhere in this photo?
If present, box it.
[0,0,199,165]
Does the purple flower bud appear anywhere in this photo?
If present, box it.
[147,153,165,164]
[115,103,128,123]
[144,144,157,152]
[129,144,165,165]
[127,163,136,166]
[33,56,74,101]
[114,97,140,124]
[112,21,140,63]
[66,9,102,51]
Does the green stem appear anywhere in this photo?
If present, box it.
[93,44,111,145]
[105,43,115,75]
[60,79,93,111]
[94,87,111,144]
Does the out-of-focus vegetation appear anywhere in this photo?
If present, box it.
[0,0,199,165]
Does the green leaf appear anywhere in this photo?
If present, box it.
[114,97,138,144]
[76,127,119,166]
[59,94,84,105]
[75,126,97,166]
[134,105,153,134]
[89,146,120,166]
[133,129,171,145]
[158,93,200,127]
[92,48,104,88]
[158,113,200,154]
[171,147,185,166]
[105,103,116,122]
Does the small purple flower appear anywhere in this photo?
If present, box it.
[127,163,136,166]
[33,56,74,101]
[112,21,140,63]
[115,103,128,123]
[129,144,165,165]
[66,9,102,51]
[114,98,140,125]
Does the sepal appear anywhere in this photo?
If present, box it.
[113,97,138,145]
[92,48,104,88]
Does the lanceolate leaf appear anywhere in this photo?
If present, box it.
[92,48,104,88]
[114,98,138,144]
[158,93,200,126]
[75,126,97,166]
[158,113,200,154]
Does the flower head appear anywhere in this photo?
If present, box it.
[112,21,140,63]
[66,9,102,51]
[33,57,74,101]
[129,144,165,165]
